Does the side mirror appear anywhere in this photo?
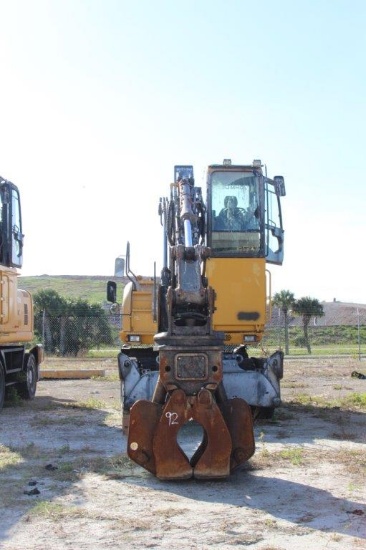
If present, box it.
[107,281,117,303]
[274,176,286,197]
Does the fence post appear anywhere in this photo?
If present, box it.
[357,307,361,361]
[42,309,45,347]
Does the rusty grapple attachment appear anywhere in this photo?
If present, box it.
[127,339,255,480]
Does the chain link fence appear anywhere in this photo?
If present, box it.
[264,303,366,357]
[35,314,119,357]
[37,303,366,359]
[261,324,366,358]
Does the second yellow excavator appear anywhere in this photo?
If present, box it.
[0,175,44,412]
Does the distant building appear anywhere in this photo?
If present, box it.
[270,302,366,327]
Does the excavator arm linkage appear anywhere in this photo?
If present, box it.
[125,168,256,480]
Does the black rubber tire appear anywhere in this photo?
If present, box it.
[18,354,37,400]
[253,406,275,420]
[0,363,5,411]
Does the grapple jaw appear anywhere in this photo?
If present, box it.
[127,386,255,480]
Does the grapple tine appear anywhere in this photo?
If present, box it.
[127,400,163,475]
[153,389,193,480]
[220,397,255,472]
[190,388,232,479]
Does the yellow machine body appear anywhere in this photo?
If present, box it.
[119,278,157,346]
[0,267,34,344]
[206,257,267,345]
[118,259,269,347]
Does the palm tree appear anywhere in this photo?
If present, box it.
[33,289,68,353]
[272,290,296,355]
[293,297,324,354]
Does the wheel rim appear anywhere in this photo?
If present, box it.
[27,356,37,395]
[0,365,5,408]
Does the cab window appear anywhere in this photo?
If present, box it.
[210,170,262,256]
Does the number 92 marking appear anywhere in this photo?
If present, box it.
[165,411,179,426]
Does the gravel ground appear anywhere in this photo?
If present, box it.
[0,357,365,549]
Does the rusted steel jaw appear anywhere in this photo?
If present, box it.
[127,340,255,480]
[128,389,255,480]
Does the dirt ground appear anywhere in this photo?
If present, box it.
[0,357,365,549]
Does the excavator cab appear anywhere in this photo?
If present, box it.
[209,159,284,261]
[206,160,285,345]
[0,180,24,268]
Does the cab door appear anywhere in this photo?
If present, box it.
[264,176,285,265]
[0,180,24,268]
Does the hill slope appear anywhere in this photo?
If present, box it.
[19,275,121,304]
[19,276,366,325]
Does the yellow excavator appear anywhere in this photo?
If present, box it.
[107,159,286,479]
[0,176,44,411]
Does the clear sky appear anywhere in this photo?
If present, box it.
[1,0,365,304]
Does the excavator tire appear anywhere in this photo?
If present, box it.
[0,363,5,411]
[253,406,275,420]
[18,354,37,400]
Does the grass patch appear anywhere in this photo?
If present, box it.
[103,454,139,477]
[52,461,80,482]
[19,275,114,304]
[252,447,366,474]
[154,506,191,519]
[255,442,304,468]
[279,447,304,465]
[88,350,120,359]
[91,372,119,382]
[8,443,45,460]
[77,453,137,477]
[25,499,151,527]
[288,392,366,411]
[330,449,366,475]
[27,501,84,520]
[287,393,314,408]
[0,445,23,469]
[60,453,142,479]
[281,381,307,389]
[64,397,109,410]
[43,453,140,481]
[38,417,89,427]
[273,408,295,421]
[5,387,23,407]
[342,392,366,408]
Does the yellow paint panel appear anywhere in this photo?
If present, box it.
[206,257,267,341]
[0,268,33,343]
[121,278,157,344]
